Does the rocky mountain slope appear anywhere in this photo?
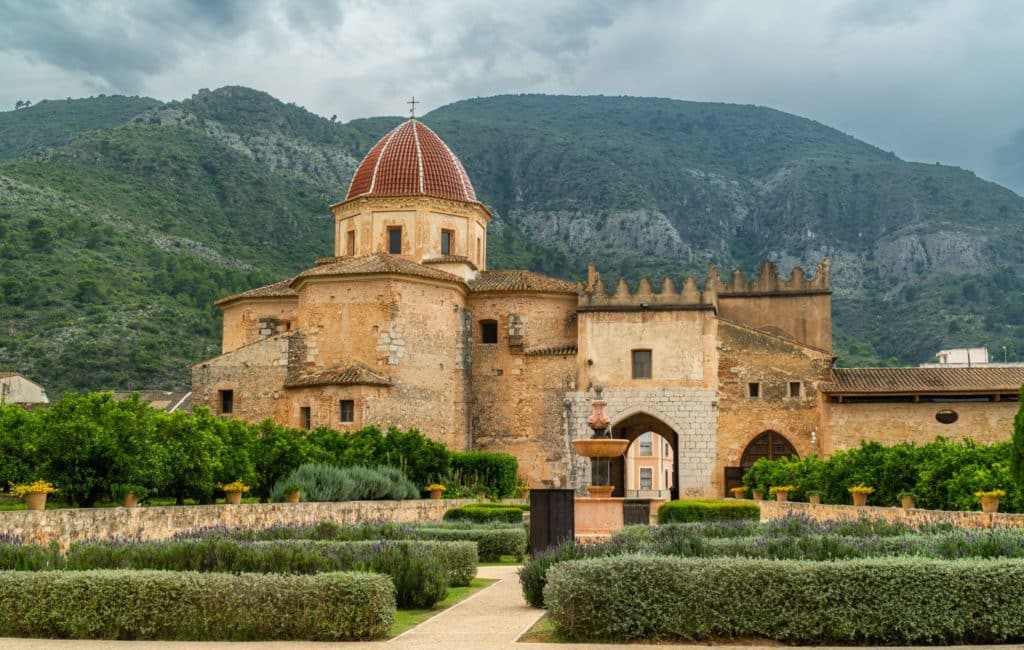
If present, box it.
[1,88,1021,394]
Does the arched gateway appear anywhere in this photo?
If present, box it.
[724,430,799,495]
[608,412,679,502]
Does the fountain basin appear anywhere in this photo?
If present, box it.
[572,439,629,458]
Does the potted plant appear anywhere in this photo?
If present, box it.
[112,484,147,508]
[12,480,58,511]
[282,482,302,503]
[729,486,747,499]
[806,490,822,505]
[848,484,875,507]
[426,483,446,500]
[975,489,1005,513]
[898,491,916,509]
[769,485,797,503]
[221,480,250,505]
[751,488,766,501]
[516,474,530,499]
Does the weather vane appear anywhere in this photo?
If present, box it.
[407,96,419,118]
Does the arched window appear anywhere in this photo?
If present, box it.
[740,430,798,470]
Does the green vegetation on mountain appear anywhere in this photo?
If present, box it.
[0,89,1022,394]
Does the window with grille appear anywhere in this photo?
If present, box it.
[632,349,652,379]
[300,407,311,430]
[339,400,354,423]
[640,467,653,490]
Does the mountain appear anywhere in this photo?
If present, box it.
[0,88,1022,394]
[994,130,1024,197]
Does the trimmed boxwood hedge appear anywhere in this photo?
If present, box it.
[414,526,527,561]
[657,499,760,523]
[0,570,393,641]
[443,503,525,524]
[545,555,1024,644]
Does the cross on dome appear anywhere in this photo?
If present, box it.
[407,96,419,118]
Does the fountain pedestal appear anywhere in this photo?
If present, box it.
[572,389,629,538]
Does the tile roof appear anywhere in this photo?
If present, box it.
[823,367,1024,395]
[422,255,478,270]
[525,345,578,356]
[346,119,477,203]
[285,364,391,388]
[294,253,464,284]
[111,390,193,413]
[215,278,296,306]
[469,270,578,294]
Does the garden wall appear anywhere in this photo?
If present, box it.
[760,499,1024,529]
[0,499,482,548]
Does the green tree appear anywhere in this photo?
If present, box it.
[251,420,313,501]
[154,410,224,504]
[0,403,41,487]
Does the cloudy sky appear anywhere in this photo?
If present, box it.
[1,0,1022,183]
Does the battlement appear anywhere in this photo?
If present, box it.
[710,259,830,296]
[579,265,717,311]
[578,259,830,312]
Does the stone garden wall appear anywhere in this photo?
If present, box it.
[760,499,1024,529]
[0,499,483,548]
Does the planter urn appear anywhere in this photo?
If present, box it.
[774,490,789,503]
[123,491,138,508]
[430,489,443,500]
[808,494,822,505]
[852,492,868,507]
[981,496,1000,513]
[900,496,915,509]
[752,490,765,501]
[284,490,300,503]
[24,492,47,511]
[225,491,243,505]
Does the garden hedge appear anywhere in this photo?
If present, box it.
[0,570,393,640]
[443,503,525,524]
[657,499,760,523]
[545,555,1024,644]
[449,451,518,497]
[415,526,527,561]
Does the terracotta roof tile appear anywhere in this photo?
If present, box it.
[422,255,478,270]
[525,345,578,356]
[346,119,477,203]
[469,270,578,294]
[823,367,1024,395]
[294,253,464,284]
[285,364,391,388]
[215,278,297,306]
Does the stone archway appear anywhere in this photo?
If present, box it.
[609,411,679,501]
[724,430,799,495]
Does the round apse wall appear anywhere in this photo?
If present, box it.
[935,410,959,424]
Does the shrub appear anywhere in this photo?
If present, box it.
[544,556,1024,644]
[270,464,419,502]
[443,503,524,523]
[0,570,393,640]
[415,526,527,561]
[657,499,760,524]
[449,451,518,497]
[364,541,448,608]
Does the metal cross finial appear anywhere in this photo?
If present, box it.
[407,96,419,118]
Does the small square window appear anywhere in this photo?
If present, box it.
[789,381,802,398]
[481,319,498,344]
[748,382,761,398]
[339,400,354,423]
[346,230,356,256]
[632,349,652,379]
[300,406,311,430]
[441,229,453,256]
[640,467,653,490]
[388,227,402,254]
[218,389,233,414]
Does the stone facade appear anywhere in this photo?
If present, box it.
[192,117,1024,499]
[759,499,1024,530]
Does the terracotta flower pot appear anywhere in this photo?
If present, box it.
[852,492,868,507]
[981,496,1000,513]
[752,490,765,501]
[900,496,915,509]
[774,491,789,503]
[430,489,442,500]
[123,491,138,508]
[225,491,242,505]
[587,485,615,498]
[808,494,822,505]
[285,491,300,503]
[25,492,47,511]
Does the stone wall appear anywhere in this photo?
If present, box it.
[0,499,483,549]
[191,333,296,422]
[220,297,298,354]
[759,499,1024,529]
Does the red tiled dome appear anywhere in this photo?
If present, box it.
[346,119,477,203]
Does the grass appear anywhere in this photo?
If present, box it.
[389,577,497,637]
[478,555,523,566]
[518,614,561,643]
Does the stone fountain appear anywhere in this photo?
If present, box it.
[571,386,629,535]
